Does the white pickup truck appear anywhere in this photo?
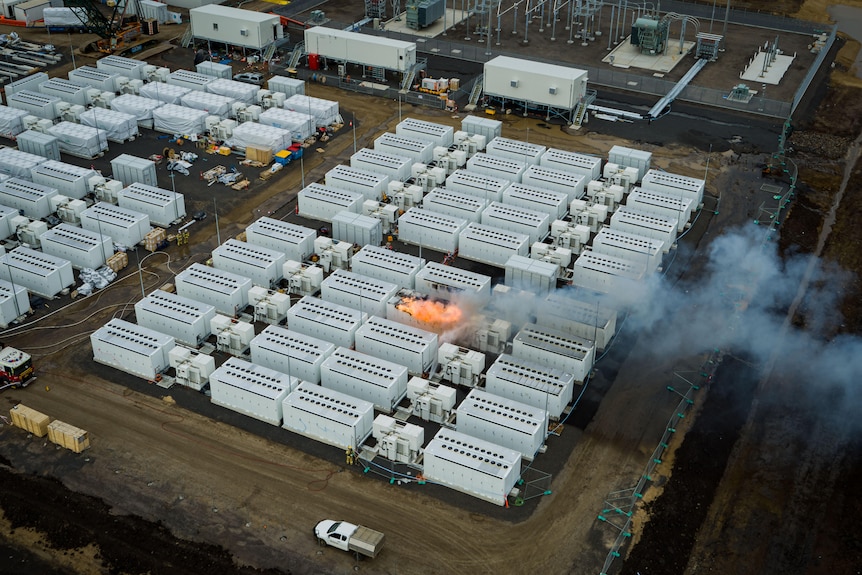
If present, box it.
[314,519,385,559]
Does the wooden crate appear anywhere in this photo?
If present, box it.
[47,420,90,453]
[245,146,272,164]
[143,228,167,252]
[106,251,128,273]
[9,404,51,437]
[160,283,175,293]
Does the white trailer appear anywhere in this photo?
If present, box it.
[134,289,216,348]
[485,137,546,165]
[422,188,486,223]
[245,217,316,263]
[210,357,298,426]
[505,254,557,294]
[540,148,602,180]
[282,381,374,449]
[0,246,73,298]
[639,169,706,208]
[350,245,425,290]
[396,208,467,254]
[485,354,575,420]
[90,318,175,380]
[0,178,57,219]
[175,263,252,317]
[39,224,112,270]
[80,202,150,249]
[483,55,587,111]
[297,183,363,222]
[354,315,438,376]
[522,164,586,203]
[536,292,617,351]
[374,133,434,164]
[250,325,335,384]
[320,347,408,413]
[304,26,417,73]
[608,146,652,181]
[466,153,525,183]
[320,269,399,318]
[456,388,548,460]
[0,278,29,327]
[324,164,390,201]
[190,5,281,51]
[502,183,568,220]
[458,222,530,268]
[481,201,549,244]
[625,188,693,232]
[414,262,492,304]
[610,206,677,252]
[212,239,285,289]
[396,118,454,147]
[423,428,521,507]
[445,169,510,203]
[38,78,89,107]
[68,66,120,92]
[117,183,186,227]
[6,90,61,120]
[570,251,646,298]
[30,160,98,200]
[96,55,147,81]
[512,323,594,382]
[591,228,665,275]
[350,148,412,182]
[287,296,367,348]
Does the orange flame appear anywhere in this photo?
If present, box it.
[395,297,463,330]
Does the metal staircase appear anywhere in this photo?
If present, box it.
[262,42,277,63]
[467,74,484,107]
[573,89,597,127]
[180,27,194,48]
[287,42,304,69]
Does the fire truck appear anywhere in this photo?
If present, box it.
[0,344,34,390]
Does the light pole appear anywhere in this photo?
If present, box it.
[352,112,357,154]
[213,197,221,245]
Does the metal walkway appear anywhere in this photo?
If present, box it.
[647,58,708,119]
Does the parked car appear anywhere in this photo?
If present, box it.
[233,72,264,86]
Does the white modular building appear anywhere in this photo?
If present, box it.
[396,208,467,254]
[512,323,594,382]
[570,251,646,297]
[0,246,73,298]
[456,388,548,460]
[282,94,339,128]
[190,6,281,51]
[610,206,678,252]
[445,170,510,203]
[212,239,286,289]
[134,289,216,348]
[350,148,412,182]
[137,82,191,105]
[0,178,57,219]
[350,245,425,290]
[503,182,568,220]
[536,292,617,351]
[626,188,694,232]
[396,118,454,147]
[210,357,298,426]
[287,296,367,348]
[152,104,209,135]
[0,148,45,180]
[320,346,409,413]
[297,183,363,222]
[110,94,163,127]
[374,132,434,164]
[282,381,374,449]
[591,227,665,275]
[320,269,399,318]
[608,146,652,181]
[67,66,120,92]
[117,183,186,227]
[414,262,492,304]
[6,90,61,119]
[540,148,602,180]
[96,55,147,81]
[483,55,588,117]
[485,137,546,165]
[324,164,390,201]
[39,224,112,270]
[80,202,150,249]
[38,78,89,107]
[423,428,521,507]
[303,26,417,73]
[522,164,586,203]
[640,169,705,207]
[180,90,236,117]
[422,188,486,223]
[458,222,530,268]
[504,254,557,294]
[354,315,438,376]
[485,354,575,420]
[481,201,549,244]
[90,318,175,380]
[466,153,526,183]
[331,210,382,247]
[0,279,29,327]
[30,160,99,200]
[175,263,252,317]
[250,325,335,384]
[245,217,315,263]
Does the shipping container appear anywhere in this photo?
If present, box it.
[14,130,59,162]
[458,222,530,268]
[80,202,151,249]
[608,145,652,181]
[245,217,315,263]
[190,5,280,50]
[466,152,525,183]
[609,206,677,252]
[46,420,90,453]
[110,154,157,188]
[320,268,399,318]
[374,132,434,164]
[117,183,186,227]
[444,169,510,203]
[625,188,693,232]
[350,148,412,182]
[212,239,285,289]
[68,66,120,92]
[331,210,382,248]
[570,250,646,298]
[396,117,454,147]
[502,182,568,220]
[32,160,100,201]
[40,224,112,270]
[90,318,175,380]
[522,164,586,203]
[0,148,46,180]
[134,289,216,347]
[282,381,374,449]
[512,323,594,382]
[320,346,409,413]
[536,292,617,351]
[396,208,467,254]
[423,428,521,506]
[481,201,549,244]
[350,245,425,290]
[0,177,58,219]
[9,404,50,437]
[504,254,557,294]
[0,246,73,298]
[38,78,89,107]
[485,136,546,165]
[0,278,29,327]
[297,183,363,222]
[210,357,297,426]
[96,55,148,81]
[7,90,61,120]
[414,262,491,304]
[287,295,367,348]
[324,164,390,201]
[3,72,48,98]
[591,227,664,275]
[174,263,252,317]
[485,354,575,420]
[354,315,438,376]
[540,148,602,180]
[421,188,486,222]
[267,76,305,97]
[250,325,335,384]
[461,115,502,142]
[483,55,588,111]
[304,26,417,73]
[196,61,232,79]
[456,388,547,460]
[640,169,705,208]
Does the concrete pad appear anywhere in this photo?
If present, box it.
[740,52,795,85]
[382,8,469,38]
[602,37,696,74]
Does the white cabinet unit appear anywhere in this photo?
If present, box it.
[250,325,336,384]
[0,246,73,298]
[97,55,147,81]
[0,147,46,180]
[304,26,417,73]
[30,160,98,200]
[282,381,374,449]
[608,146,652,181]
[212,239,286,289]
[80,202,150,249]
[626,188,694,231]
[210,357,297,426]
[68,66,121,92]
[355,315,438,376]
[591,227,665,275]
[350,148,412,182]
[0,178,57,219]
[374,132,434,164]
[169,347,215,391]
[522,164,586,203]
[134,289,216,348]
[175,263,252,317]
[138,82,191,104]
[190,5,280,50]
[152,104,209,135]
[117,183,186,227]
[502,183,568,220]
[445,169,510,203]
[640,169,705,207]
[372,414,424,463]
[283,94,339,128]
[40,224,113,270]
[287,296,367,348]
[466,153,526,183]
[331,210,382,247]
[350,245,425,290]
[536,292,617,351]
[396,118,454,147]
[325,164,390,201]
[320,269,399,318]
[0,279,29,327]
[14,129,59,162]
[458,222,530,268]
[485,354,575,420]
[90,318,175,380]
[297,183,363,222]
[320,347,409,413]
[512,323,594,382]
[396,208,467,254]
[481,201,549,244]
[540,148,602,180]
[422,188,486,222]
[246,217,316,262]
[6,90,61,119]
[456,388,548,460]
[167,69,215,91]
[485,136,546,165]
[414,262,491,304]
[504,255,558,294]
[570,250,646,299]
[249,286,290,325]
[610,206,677,252]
